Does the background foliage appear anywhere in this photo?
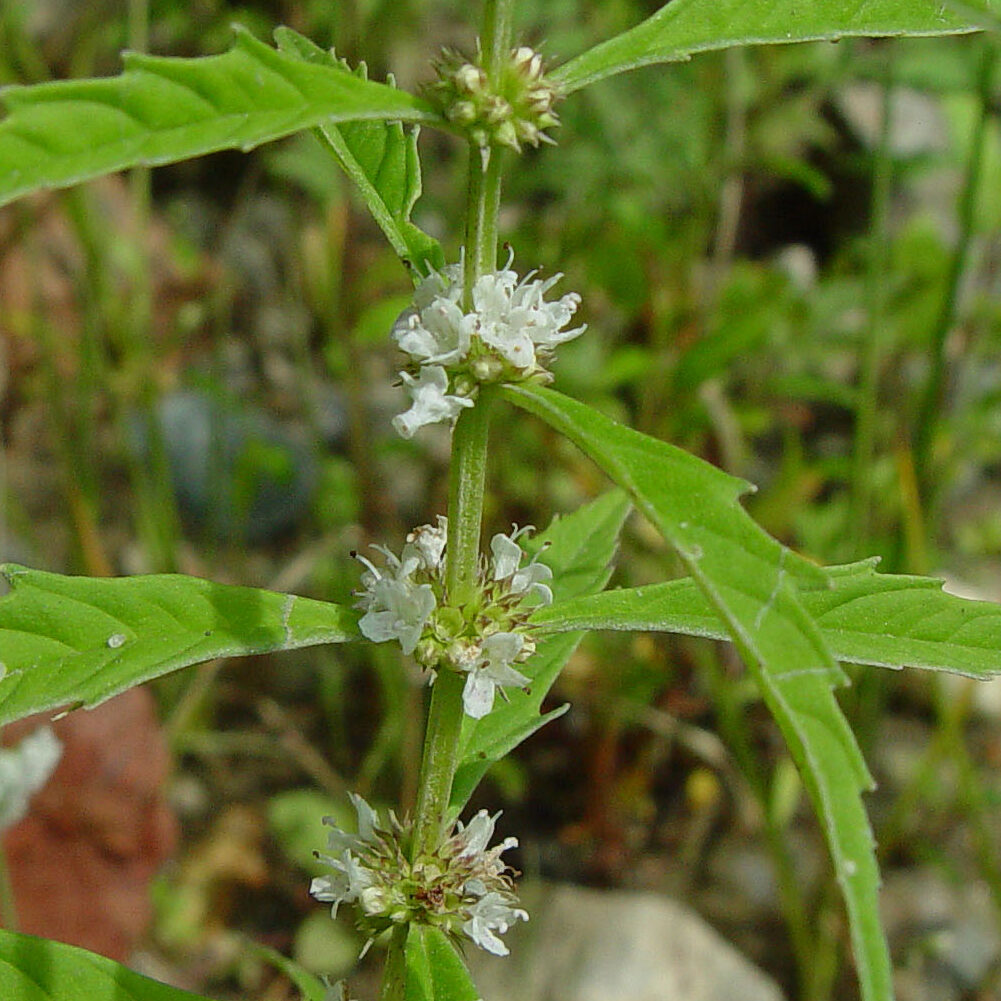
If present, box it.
[3,1,1001,999]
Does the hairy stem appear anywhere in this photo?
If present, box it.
[381,2,512,994]
[378,925,409,1001]
[463,143,504,296]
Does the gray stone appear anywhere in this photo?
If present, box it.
[882,868,1001,1001]
[130,389,318,544]
[836,85,947,158]
[468,883,786,1001]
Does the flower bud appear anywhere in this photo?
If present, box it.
[427,44,561,151]
[448,99,478,125]
[454,62,487,94]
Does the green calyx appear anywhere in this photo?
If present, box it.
[413,576,538,675]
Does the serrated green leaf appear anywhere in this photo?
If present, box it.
[0,930,219,1001]
[536,559,1001,679]
[404,925,478,1001]
[449,490,631,817]
[274,27,443,274]
[553,0,996,93]
[0,564,360,727]
[0,26,439,208]
[502,384,891,1001]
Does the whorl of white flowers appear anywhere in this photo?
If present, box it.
[310,794,527,956]
[391,253,584,439]
[354,518,552,719]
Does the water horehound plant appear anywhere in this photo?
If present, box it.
[2,3,1001,1000]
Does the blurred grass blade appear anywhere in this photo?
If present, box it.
[0,564,360,726]
[274,27,444,274]
[503,384,892,1001]
[404,925,479,1001]
[536,560,1001,678]
[239,939,329,1001]
[553,0,994,93]
[450,490,631,817]
[0,930,221,1001]
[0,26,438,208]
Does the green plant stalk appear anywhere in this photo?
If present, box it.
[378,925,408,1001]
[410,391,495,861]
[463,142,504,298]
[913,43,996,505]
[382,2,513,994]
[479,0,514,89]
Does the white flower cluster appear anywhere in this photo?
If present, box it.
[310,794,527,956]
[0,726,62,830]
[391,255,584,438]
[355,519,552,719]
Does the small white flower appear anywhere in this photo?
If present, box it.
[491,528,554,605]
[0,726,62,830]
[404,516,449,572]
[310,868,353,917]
[349,791,380,844]
[490,531,524,580]
[392,365,474,439]
[510,558,553,605]
[471,265,585,370]
[454,809,498,859]
[453,809,518,863]
[311,795,385,919]
[355,549,436,656]
[463,890,529,956]
[358,577,436,655]
[460,632,531,719]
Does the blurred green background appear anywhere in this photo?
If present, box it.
[3,2,1001,999]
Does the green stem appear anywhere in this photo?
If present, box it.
[444,389,495,604]
[913,43,995,506]
[378,924,409,1001]
[463,143,504,297]
[380,4,511,996]
[479,0,514,87]
[411,392,494,857]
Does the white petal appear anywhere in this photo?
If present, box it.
[482,631,525,666]
[511,559,553,600]
[350,793,379,844]
[456,810,497,858]
[404,516,448,571]
[462,671,496,719]
[463,891,528,955]
[490,533,523,580]
[393,366,473,439]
